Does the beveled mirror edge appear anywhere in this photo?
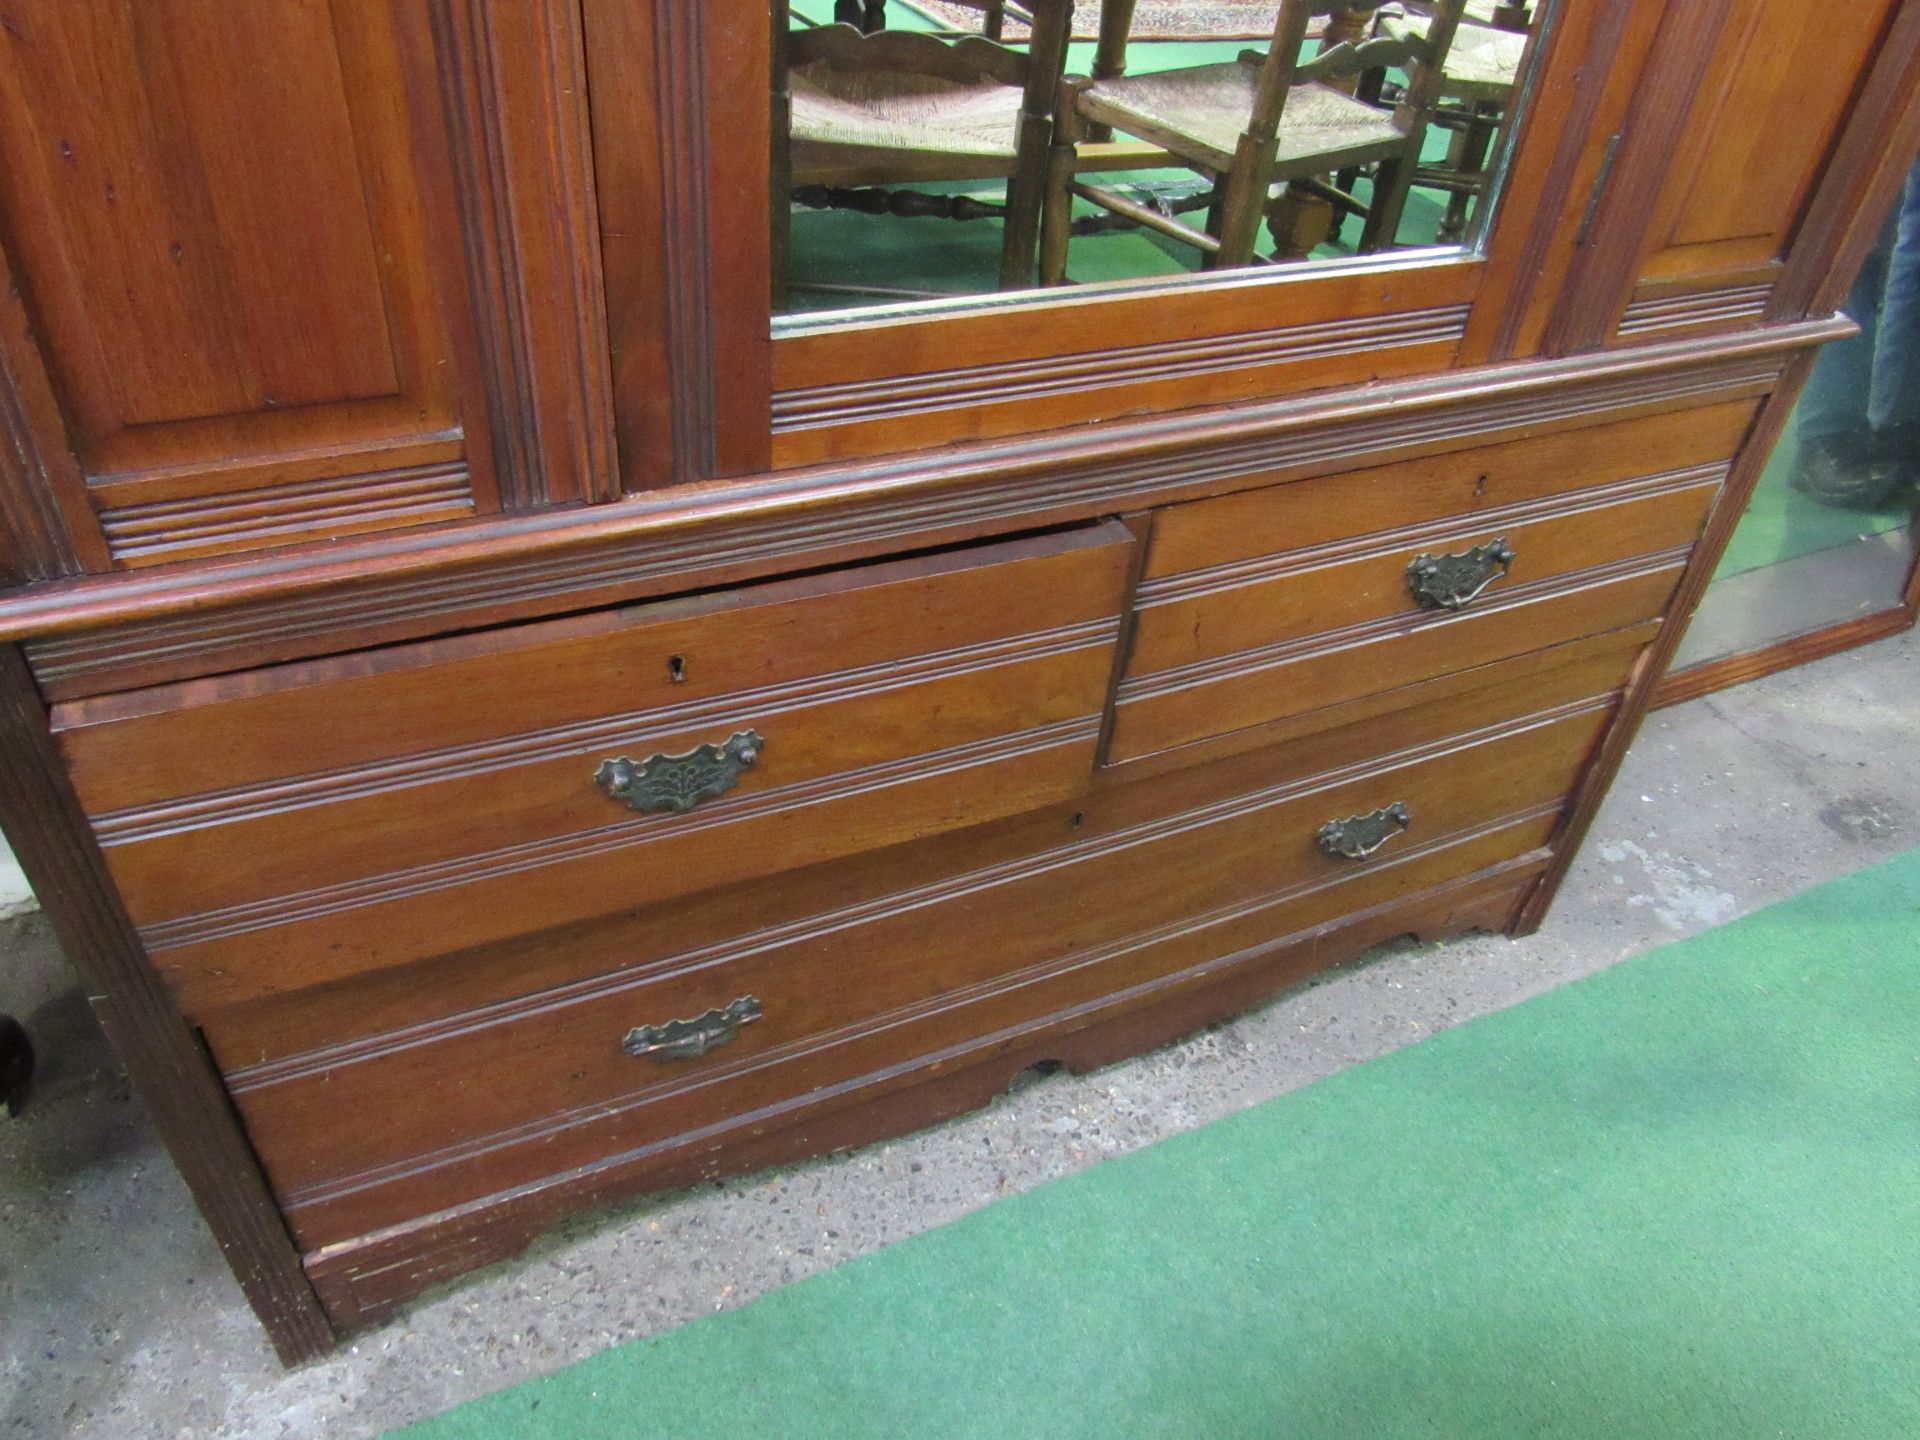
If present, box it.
[773,243,1470,336]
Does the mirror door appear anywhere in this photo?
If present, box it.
[1672,177,1920,681]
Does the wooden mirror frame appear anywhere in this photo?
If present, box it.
[582,0,1653,487]
[1656,545,1920,711]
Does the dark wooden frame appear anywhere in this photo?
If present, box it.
[1651,477,1920,711]
[1653,595,1920,711]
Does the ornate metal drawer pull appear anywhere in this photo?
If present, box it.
[623,996,763,1061]
[595,730,764,814]
[1318,803,1413,860]
[1407,538,1516,611]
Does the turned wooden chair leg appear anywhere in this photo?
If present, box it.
[1039,149,1077,285]
[1359,144,1417,252]
[1001,131,1050,289]
[1440,104,1499,242]
[770,6,792,310]
[1196,176,1230,270]
[1264,181,1324,262]
[1213,136,1278,269]
[1039,77,1090,285]
[1085,0,1139,141]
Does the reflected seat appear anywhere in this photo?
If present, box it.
[772,7,1074,301]
[1072,61,1410,173]
[1344,0,1532,243]
[1039,0,1468,282]
[790,58,1026,179]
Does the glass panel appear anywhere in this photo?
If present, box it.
[774,0,1552,321]
[1675,168,1920,671]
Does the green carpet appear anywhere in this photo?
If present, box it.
[396,850,1920,1440]
[1713,406,1912,582]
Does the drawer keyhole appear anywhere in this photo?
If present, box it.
[668,654,688,684]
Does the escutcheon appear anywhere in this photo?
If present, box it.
[1407,538,1516,611]
[595,730,764,814]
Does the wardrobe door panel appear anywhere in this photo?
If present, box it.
[0,1,536,567]
[1610,0,1901,340]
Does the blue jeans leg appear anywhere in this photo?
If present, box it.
[1868,163,1920,436]
[1800,201,1895,449]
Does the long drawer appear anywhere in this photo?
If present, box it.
[208,620,1653,1065]
[52,525,1136,1012]
[1110,402,1752,762]
[216,682,1617,1248]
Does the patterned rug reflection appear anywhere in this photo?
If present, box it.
[907,1,1282,41]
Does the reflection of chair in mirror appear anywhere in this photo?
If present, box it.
[772,2,1075,303]
[1038,0,1467,283]
[1335,0,1532,245]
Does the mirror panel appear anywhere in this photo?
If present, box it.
[773,0,1550,322]
[1676,179,1920,671]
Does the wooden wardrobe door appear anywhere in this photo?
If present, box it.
[0,0,613,574]
[1592,0,1906,342]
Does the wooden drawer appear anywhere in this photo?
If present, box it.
[1141,401,1755,579]
[210,621,1652,1064]
[1114,533,1688,763]
[52,525,1136,1012]
[1128,476,1718,678]
[1109,404,1749,762]
[216,690,1614,1248]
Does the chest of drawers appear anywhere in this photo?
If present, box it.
[0,0,1911,1364]
[14,380,1762,1337]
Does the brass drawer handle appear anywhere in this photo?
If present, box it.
[1318,803,1412,860]
[623,995,763,1061]
[1407,538,1515,611]
[595,730,764,814]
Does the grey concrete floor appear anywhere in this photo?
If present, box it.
[4,626,1918,1439]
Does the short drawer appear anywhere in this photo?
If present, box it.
[1141,400,1755,579]
[216,695,1613,1248]
[1128,474,1718,679]
[53,524,1136,1011]
[1112,551,1682,763]
[1108,405,1746,762]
